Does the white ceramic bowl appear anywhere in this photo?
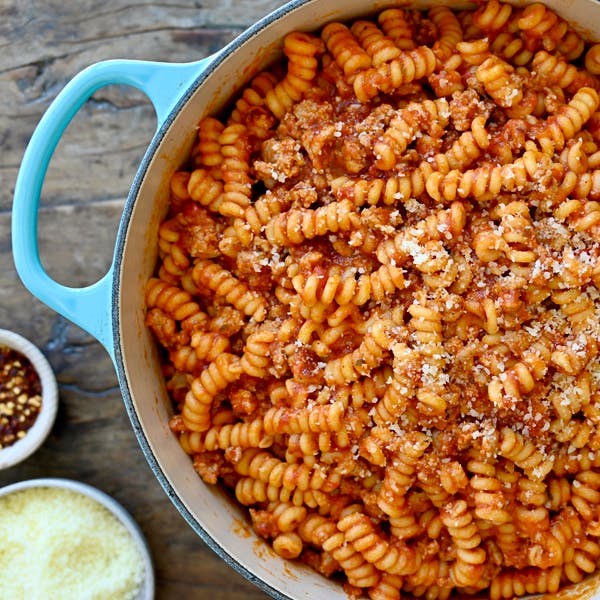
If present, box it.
[0,329,58,469]
[0,477,155,600]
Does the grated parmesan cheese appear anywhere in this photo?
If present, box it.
[0,486,145,599]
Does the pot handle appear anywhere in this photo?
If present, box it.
[12,57,214,360]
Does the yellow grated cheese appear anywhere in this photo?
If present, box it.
[0,486,145,599]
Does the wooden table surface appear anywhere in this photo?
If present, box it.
[0,1,288,598]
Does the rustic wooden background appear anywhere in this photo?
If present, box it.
[0,1,288,598]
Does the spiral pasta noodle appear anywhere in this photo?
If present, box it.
[585,44,600,75]
[489,31,533,67]
[353,46,437,102]
[299,511,381,587]
[146,2,600,599]
[203,418,272,451]
[145,278,208,333]
[338,511,420,575]
[322,22,372,78]
[516,2,583,58]
[373,98,450,170]
[377,432,430,516]
[377,8,415,50]
[440,500,487,588]
[265,31,325,119]
[265,198,359,245]
[472,0,513,32]
[536,87,600,153]
[192,260,266,322]
[429,6,463,63]
[476,55,523,108]
[263,401,345,435]
[181,353,242,432]
[235,477,331,508]
[351,21,401,68]
[230,73,277,121]
[192,117,224,172]
[218,124,253,218]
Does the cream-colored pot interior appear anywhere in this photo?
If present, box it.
[116,0,600,598]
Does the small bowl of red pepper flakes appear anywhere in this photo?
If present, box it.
[0,329,58,469]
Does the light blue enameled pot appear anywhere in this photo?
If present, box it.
[11,1,600,598]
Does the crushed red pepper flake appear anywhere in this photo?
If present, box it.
[0,345,42,449]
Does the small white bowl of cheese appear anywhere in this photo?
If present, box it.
[0,478,154,599]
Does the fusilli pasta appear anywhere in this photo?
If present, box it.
[146,2,600,598]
